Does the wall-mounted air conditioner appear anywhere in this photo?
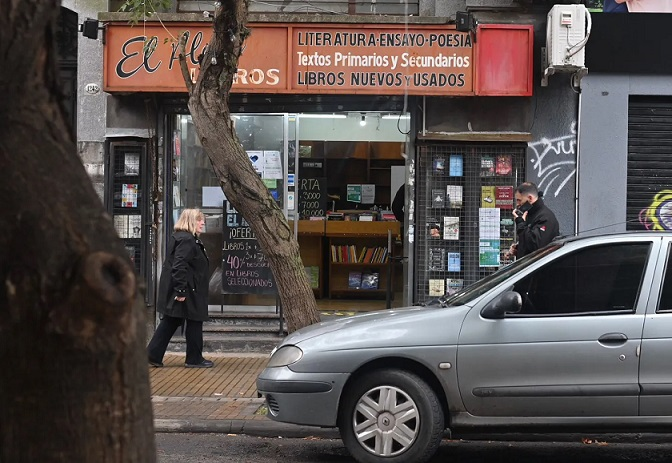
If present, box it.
[542,4,592,87]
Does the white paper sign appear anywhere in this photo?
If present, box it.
[263,150,283,179]
[361,184,376,204]
[479,208,501,239]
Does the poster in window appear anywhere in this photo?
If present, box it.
[446,185,463,208]
[114,214,142,239]
[428,247,446,271]
[429,279,445,296]
[361,184,375,204]
[263,150,283,180]
[480,155,495,177]
[121,184,138,208]
[124,153,140,176]
[431,188,445,208]
[479,239,501,267]
[347,184,362,203]
[495,186,514,209]
[447,252,461,272]
[427,217,441,239]
[125,245,136,263]
[495,154,512,176]
[449,154,463,176]
[479,208,500,239]
[247,150,264,177]
[443,216,460,240]
[481,186,496,208]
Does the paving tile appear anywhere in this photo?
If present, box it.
[150,354,269,421]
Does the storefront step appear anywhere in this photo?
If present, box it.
[207,312,285,329]
[166,334,284,354]
[204,325,286,336]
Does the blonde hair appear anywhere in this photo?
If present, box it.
[174,208,204,235]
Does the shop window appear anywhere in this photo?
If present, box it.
[415,143,525,304]
[108,141,149,297]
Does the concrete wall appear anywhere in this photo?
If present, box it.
[62,0,108,204]
[526,75,578,237]
[578,73,672,236]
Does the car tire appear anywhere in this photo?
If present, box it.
[338,369,444,463]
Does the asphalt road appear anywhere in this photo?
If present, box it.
[156,433,672,463]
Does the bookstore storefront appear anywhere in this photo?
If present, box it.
[103,20,534,308]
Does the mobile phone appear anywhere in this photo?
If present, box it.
[514,202,532,216]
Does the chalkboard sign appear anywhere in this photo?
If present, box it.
[221,200,276,295]
[298,177,327,218]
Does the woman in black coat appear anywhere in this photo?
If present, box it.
[147,208,213,368]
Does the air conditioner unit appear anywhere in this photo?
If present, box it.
[542,4,591,87]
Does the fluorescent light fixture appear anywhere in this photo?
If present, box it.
[299,114,346,119]
[382,114,410,120]
[360,114,366,126]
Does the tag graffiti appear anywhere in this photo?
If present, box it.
[528,122,577,198]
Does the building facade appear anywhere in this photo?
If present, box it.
[61,0,585,312]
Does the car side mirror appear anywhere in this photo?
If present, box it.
[480,291,523,319]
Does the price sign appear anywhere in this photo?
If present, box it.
[221,200,276,294]
[298,177,327,218]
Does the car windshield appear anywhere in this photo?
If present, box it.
[445,243,564,306]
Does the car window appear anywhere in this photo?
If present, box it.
[657,244,672,313]
[445,244,562,306]
[510,243,651,316]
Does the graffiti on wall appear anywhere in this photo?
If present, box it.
[528,122,577,198]
[638,190,672,230]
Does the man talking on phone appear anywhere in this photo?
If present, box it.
[505,182,560,259]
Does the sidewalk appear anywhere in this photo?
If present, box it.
[151,304,390,438]
[150,352,340,438]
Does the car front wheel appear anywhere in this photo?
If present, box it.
[338,369,444,463]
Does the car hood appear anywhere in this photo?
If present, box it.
[282,304,472,351]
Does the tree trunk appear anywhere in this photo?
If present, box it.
[0,2,156,461]
[179,0,320,332]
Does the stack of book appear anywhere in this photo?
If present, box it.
[327,211,344,221]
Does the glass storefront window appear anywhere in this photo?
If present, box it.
[169,111,409,309]
[171,114,287,309]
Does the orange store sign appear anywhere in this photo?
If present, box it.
[104,23,475,95]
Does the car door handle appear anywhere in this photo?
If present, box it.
[598,333,628,345]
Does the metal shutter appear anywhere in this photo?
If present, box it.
[627,97,672,231]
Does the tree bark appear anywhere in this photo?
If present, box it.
[0,1,156,461]
[179,0,320,332]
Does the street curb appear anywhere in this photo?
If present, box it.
[155,419,672,445]
[154,419,341,439]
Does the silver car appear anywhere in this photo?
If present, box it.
[257,232,672,463]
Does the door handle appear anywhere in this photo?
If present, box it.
[598,333,628,345]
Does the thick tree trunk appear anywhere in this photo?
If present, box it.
[0,2,156,461]
[179,0,320,332]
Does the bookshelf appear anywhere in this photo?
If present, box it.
[326,221,400,299]
[291,220,326,298]
[298,141,404,210]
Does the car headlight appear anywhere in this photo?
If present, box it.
[267,345,303,368]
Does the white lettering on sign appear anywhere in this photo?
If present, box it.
[85,83,100,94]
[234,68,280,86]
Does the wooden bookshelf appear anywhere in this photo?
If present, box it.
[326,221,400,299]
[291,220,326,298]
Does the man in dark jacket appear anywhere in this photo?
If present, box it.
[506,182,560,259]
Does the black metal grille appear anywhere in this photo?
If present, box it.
[111,143,145,275]
[627,97,672,232]
[266,395,280,416]
[413,143,526,305]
